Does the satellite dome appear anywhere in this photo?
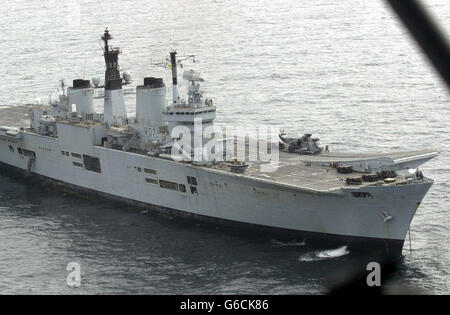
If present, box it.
[123,72,131,84]
[92,76,101,87]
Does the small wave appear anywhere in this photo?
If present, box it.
[271,239,306,247]
[298,246,350,262]
[15,204,35,209]
[0,206,10,211]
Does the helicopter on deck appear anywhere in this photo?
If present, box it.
[279,130,324,155]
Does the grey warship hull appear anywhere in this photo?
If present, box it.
[0,30,439,257]
[0,106,436,256]
[0,159,423,256]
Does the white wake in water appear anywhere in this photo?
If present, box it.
[298,246,350,262]
[316,246,350,258]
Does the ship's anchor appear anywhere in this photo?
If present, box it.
[381,211,393,223]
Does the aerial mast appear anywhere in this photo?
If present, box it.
[101,28,122,90]
[170,50,180,105]
[101,28,127,125]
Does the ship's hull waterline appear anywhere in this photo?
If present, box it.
[0,133,433,256]
[0,160,407,256]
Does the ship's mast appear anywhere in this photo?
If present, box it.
[101,28,127,125]
[170,50,180,105]
[101,28,122,90]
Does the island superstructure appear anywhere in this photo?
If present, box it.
[0,30,439,255]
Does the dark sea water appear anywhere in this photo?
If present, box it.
[0,0,448,294]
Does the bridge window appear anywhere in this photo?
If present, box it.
[179,184,186,193]
[144,168,157,175]
[73,162,83,168]
[159,180,179,191]
[8,145,14,152]
[187,176,197,186]
[83,155,101,173]
[71,153,82,159]
[145,178,158,184]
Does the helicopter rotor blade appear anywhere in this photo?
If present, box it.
[385,0,450,90]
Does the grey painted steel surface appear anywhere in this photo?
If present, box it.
[0,105,436,254]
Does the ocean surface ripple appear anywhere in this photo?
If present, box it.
[0,0,448,294]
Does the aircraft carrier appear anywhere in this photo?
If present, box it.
[0,30,438,256]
